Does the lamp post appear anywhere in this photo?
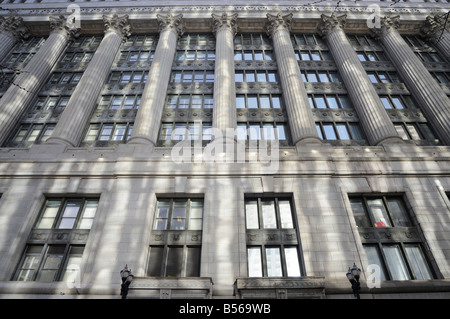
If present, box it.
[120,264,134,299]
[346,263,361,299]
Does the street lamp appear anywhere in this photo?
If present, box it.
[120,264,134,299]
[346,263,361,299]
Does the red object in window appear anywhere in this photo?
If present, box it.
[374,221,387,227]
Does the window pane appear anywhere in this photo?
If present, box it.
[363,245,388,281]
[383,244,411,280]
[154,200,170,230]
[166,246,183,277]
[59,200,82,229]
[77,200,98,230]
[245,200,259,229]
[279,200,293,228]
[171,201,187,230]
[262,200,276,229]
[349,123,364,140]
[367,198,391,227]
[336,124,350,140]
[326,96,339,108]
[395,125,409,140]
[263,125,275,140]
[386,198,411,227]
[147,246,164,276]
[405,244,433,280]
[350,198,371,228]
[189,200,203,230]
[37,200,61,229]
[285,247,301,276]
[266,247,282,277]
[248,247,263,277]
[323,124,337,140]
[16,245,44,281]
[406,124,421,140]
[186,247,201,277]
[236,96,245,109]
[37,246,65,282]
[315,96,326,109]
[276,125,287,141]
[380,97,392,109]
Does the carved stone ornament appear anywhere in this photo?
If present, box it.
[421,14,450,43]
[370,15,400,40]
[318,13,347,37]
[0,16,30,40]
[211,13,238,37]
[266,12,293,36]
[156,13,185,37]
[103,14,132,41]
[49,15,80,39]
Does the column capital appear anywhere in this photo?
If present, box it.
[0,16,29,40]
[156,13,185,38]
[49,15,80,40]
[370,15,400,39]
[420,14,450,43]
[266,12,293,36]
[103,14,131,41]
[318,13,346,37]
[211,13,238,37]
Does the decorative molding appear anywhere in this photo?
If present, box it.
[103,14,131,41]
[0,16,29,40]
[370,15,400,39]
[421,14,450,43]
[156,13,185,37]
[211,13,238,37]
[318,13,347,37]
[266,12,293,36]
[49,15,80,40]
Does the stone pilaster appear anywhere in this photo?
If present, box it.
[266,13,321,146]
[320,13,403,146]
[46,14,131,147]
[421,14,450,63]
[128,13,185,145]
[211,13,238,140]
[0,15,79,146]
[0,16,29,62]
[372,15,450,145]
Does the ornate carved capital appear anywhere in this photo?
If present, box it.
[266,12,293,36]
[370,15,400,40]
[211,13,238,37]
[103,14,131,41]
[156,13,185,37]
[421,14,450,43]
[318,13,347,37]
[0,16,29,40]
[49,15,80,40]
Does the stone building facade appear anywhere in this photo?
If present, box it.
[0,0,450,299]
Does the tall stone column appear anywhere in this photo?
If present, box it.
[0,16,29,62]
[266,13,321,146]
[319,14,403,146]
[128,13,185,145]
[211,13,238,140]
[372,15,450,145]
[46,14,131,147]
[421,14,450,63]
[0,15,79,146]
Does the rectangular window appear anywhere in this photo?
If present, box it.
[245,197,302,278]
[148,197,203,277]
[153,199,203,231]
[35,198,99,230]
[350,195,436,281]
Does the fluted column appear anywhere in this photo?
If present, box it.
[0,16,29,62]
[372,15,450,145]
[46,14,131,147]
[128,13,185,145]
[421,14,450,63]
[0,15,79,146]
[211,13,238,139]
[266,13,321,145]
[319,14,403,146]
